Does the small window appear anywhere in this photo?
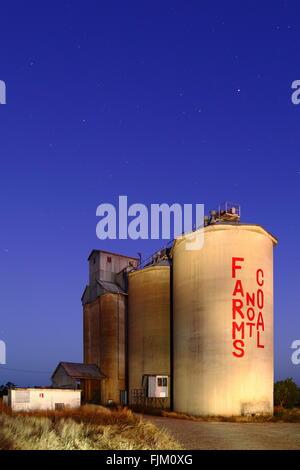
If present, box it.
[107,256,112,263]
[55,403,65,411]
[15,391,30,403]
[157,377,168,387]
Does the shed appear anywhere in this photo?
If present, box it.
[51,362,106,403]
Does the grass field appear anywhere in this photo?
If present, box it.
[1,403,299,450]
[0,405,182,450]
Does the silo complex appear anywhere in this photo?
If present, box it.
[172,223,277,416]
[81,204,278,416]
[128,265,171,407]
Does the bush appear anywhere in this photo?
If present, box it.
[0,382,15,398]
[274,378,300,408]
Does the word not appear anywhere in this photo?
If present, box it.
[0,80,6,104]
[0,340,6,364]
[291,340,300,365]
[96,196,204,250]
[231,257,265,358]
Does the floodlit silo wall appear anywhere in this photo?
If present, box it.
[83,293,126,404]
[173,224,277,416]
[128,265,170,407]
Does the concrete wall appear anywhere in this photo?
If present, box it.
[173,223,277,416]
[9,389,81,411]
[128,265,171,407]
[83,292,126,405]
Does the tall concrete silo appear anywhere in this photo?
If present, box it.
[128,258,171,407]
[172,212,277,416]
[82,250,138,405]
[83,292,126,404]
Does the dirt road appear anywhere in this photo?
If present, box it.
[144,415,300,450]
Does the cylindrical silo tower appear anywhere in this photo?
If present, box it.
[83,292,126,405]
[128,262,171,408]
[173,220,277,416]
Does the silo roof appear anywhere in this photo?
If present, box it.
[171,222,278,253]
[87,249,139,261]
[96,280,127,294]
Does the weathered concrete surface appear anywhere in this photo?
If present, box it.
[144,415,300,450]
[173,224,278,417]
[128,266,171,407]
[83,293,126,405]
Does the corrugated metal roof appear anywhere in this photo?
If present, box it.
[96,280,127,294]
[54,362,106,379]
[87,249,139,261]
[81,285,90,303]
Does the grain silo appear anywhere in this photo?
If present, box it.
[172,204,278,416]
[128,250,171,408]
[82,250,138,405]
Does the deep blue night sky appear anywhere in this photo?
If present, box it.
[0,1,299,386]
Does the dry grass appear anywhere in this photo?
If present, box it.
[161,406,300,423]
[0,405,182,450]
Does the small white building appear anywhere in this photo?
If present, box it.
[147,375,169,398]
[8,388,81,411]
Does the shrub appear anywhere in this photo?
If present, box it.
[274,378,300,408]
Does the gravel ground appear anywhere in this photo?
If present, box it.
[143,415,300,450]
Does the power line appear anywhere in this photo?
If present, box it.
[0,366,50,374]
